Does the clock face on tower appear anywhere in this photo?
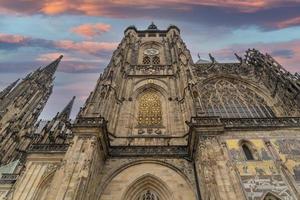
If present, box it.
[144,48,159,56]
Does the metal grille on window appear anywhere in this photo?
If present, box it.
[143,56,151,65]
[201,80,275,118]
[152,56,160,65]
[138,91,162,127]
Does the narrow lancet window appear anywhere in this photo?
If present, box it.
[242,144,254,160]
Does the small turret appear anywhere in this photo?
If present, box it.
[147,22,158,30]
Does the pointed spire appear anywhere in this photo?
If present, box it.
[0,79,19,99]
[58,96,75,120]
[41,55,63,78]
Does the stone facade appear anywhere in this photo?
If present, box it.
[0,23,299,200]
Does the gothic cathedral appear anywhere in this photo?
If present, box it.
[0,23,300,200]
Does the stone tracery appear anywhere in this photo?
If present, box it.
[199,79,275,118]
[139,190,160,200]
[122,174,173,200]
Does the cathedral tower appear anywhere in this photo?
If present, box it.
[0,55,62,164]
[1,24,300,200]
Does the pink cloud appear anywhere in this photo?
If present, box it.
[0,33,27,43]
[41,0,70,15]
[35,52,108,73]
[36,53,65,61]
[0,32,118,56]
[71,23,111,38]
[54,40,118,55]
[1,0,298,16]
[273,16,300,29]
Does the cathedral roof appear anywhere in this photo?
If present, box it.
[124,23,180,34]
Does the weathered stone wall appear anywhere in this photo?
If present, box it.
[98,161,197,200]
[9,153,64,200]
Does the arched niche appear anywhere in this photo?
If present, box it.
[32,172,55,200]
[130,81,171,135]
[133,87,168,135]
[197,77,284,118]
[99,161,196,200]
[138,41,166,65]
[238,140,259,161]
[122,174,173,200]
[136,90,163,127]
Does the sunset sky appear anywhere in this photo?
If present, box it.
[0,0,300,119]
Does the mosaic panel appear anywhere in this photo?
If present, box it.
[272,139,300,183]
[226,139,295,200]
[242,175,294,200]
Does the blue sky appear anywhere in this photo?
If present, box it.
[0,0,299,119]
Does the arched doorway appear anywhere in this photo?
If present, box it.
[122,174,172,200]
[99,162,197,200]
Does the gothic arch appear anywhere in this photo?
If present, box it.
[238,140,259,161]
[262,192,282,200]
[137,91,163,127]
[122,174,173,200]
[133,79,169,99]
[131,81,171,134]
[140,41,163,48]
[139,41,165,65]
[98,160,196,200]
[196,76,284,117]
[32,171,55,200]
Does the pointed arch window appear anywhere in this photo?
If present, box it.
[138,91,162,127]
[122,174,173,200]
[242,144,254,160]
[200,80,275,118]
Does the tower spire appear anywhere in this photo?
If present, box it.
[58,96,76,120]
[0,78,19,100]
[41,55,63,78]
[0,55,63,164]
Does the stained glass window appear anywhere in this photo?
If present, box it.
[200,80,275,118]
[138,91,162,127]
